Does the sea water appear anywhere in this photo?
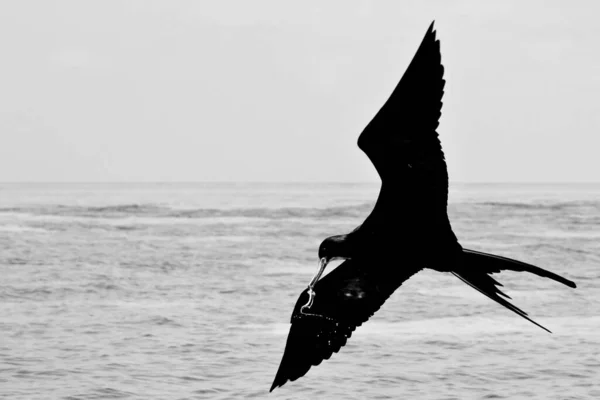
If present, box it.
[0,183,598,399]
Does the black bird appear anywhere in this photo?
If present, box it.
[270,22,576,392]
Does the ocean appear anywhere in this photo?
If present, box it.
[0,182,598,399]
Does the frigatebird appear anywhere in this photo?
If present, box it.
[270,22,576,392]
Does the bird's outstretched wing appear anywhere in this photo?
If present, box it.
[358,22,448,224]
[270,259,420,392]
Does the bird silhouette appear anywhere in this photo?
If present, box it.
[270,21,576,392]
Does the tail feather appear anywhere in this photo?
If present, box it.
[453,248,577,333]
[463,249,576,288]
[451,271,552,333]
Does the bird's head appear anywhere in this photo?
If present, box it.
[318,234,351,265]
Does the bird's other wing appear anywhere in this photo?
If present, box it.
[270,259,420,392]
[357,22,448,221]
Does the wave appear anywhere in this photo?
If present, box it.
[3,199,597,220]
[475,200,600,211]
[172,204,373,220]
[0,203,374,220]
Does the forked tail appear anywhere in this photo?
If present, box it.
[453,248,577,333]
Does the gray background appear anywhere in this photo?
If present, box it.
[1,0,598,183]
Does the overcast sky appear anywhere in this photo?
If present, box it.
[0,1,598,182]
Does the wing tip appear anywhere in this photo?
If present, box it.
[427,20,439,41]
[565,279,577,289]
[269,374,288,392]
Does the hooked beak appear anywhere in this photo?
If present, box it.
[308,257,328,288]
[301,257,330,314]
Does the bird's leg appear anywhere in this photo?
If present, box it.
[300,257,327,314]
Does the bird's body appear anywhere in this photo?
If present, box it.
[270,22,576,392]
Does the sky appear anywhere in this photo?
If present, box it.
[0,1,599,183]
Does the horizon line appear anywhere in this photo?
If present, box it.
[1,181,600,185]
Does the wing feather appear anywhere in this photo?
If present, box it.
[358,22,448,227]
[270,259,420,391]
